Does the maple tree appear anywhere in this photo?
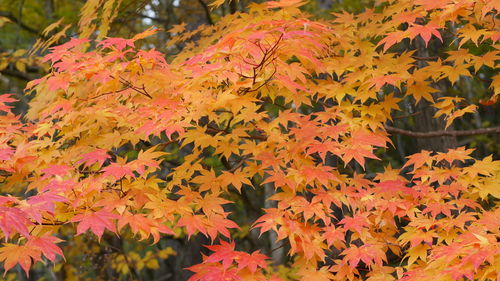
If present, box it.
[0,0,499,280]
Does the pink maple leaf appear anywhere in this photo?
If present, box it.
[102,163,135,179]
[0,94,16,113]
[26,235,64,262]
[41,164,72,179]
[78,149,111,167]
[70,209,119,239]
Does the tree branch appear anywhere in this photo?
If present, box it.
[0,63,41,80]
[0,11,39,35]
[385,125,500,138]
[197,0,214,25]
[0,68,32,80]
[133,12,168,24]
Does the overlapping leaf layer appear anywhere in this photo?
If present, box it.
[0,0,498,280]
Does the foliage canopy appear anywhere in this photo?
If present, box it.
[0,0,499,280]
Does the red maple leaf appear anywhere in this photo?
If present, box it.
[301,165,338,186]
[205,214,239,240]
[69,209,119,239]
[41,164,72,179]
[22,192,66,223]
[338,214,369,233]
[47,74,70,92]
[102,163,135,179]
[237,250,268,273]
[0,94,16,113]
[403,150,433,170]
[0,147,14,161]
[177,213,208,238]
[370,74,401,90]
[0,206,31,237]
[408,23,443,46]
[377,30,407,52]
[204,241,237,269]
[98,37,135,51]
[78,149,111,167]
[117,212,174,243]
[26,235,64,262]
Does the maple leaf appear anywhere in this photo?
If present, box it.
[0,94,16,113]
[377,180,411,194]
[370,74,401,90]
[342,244,386,268]
[408,23,443,46]
[187,265,240,281]
[22,192,67,223]
[43,38,89,63]
[132,26,160,41]
[422,202,453,217]
[297,266,334,281]
[168,23,187,34]
[338,214,369,233]
[404,244,429,266]
[197,192,232,215]
[26,235,64,263]
[237,250,268,273]
[472,51,499,72]
[204,241,237,269]
[443,104,477,128]
[341,146,380,168]
[322,225,346,250]
[177,213,208,239]
[46,74,70,92]
[458,24,486,47]
[0,147,14,161]
[117,212,174,243]
[253,208,283,235]
[205,214,239,240]
[351,130,388,148]
[0,243,41,276]
[276,74,308,93]
[208,0,226,9]
[301,165,338,186]
[69,209,119,239]
[130,148,163,175]
[2,0,499,278]
[102,163,135,179]
[393,11,419,25]
[444,63,472,86]
[0,206,31,238]
[406,82,439,103]
[78,149,111,167]
[137,49,167,64]
[434,147,473,164]
[378,31,407,52]
[41,179,77,193]
[41,164,72,179]
[267,0,307,9]
[414,0,451,10]
[219,170,253,192]
[98,37,135,51]
[306,140,338,161]
[403,150,433,170]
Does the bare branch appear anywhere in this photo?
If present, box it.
[197,0,214,25]
[385,125,500,138]
[0,11,39,35]
[0,68,32,80]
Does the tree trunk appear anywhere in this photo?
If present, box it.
[413,37,457,152]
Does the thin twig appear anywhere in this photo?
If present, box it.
[385,125,500,138]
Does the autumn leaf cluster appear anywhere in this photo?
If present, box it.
[0,0,499,280]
